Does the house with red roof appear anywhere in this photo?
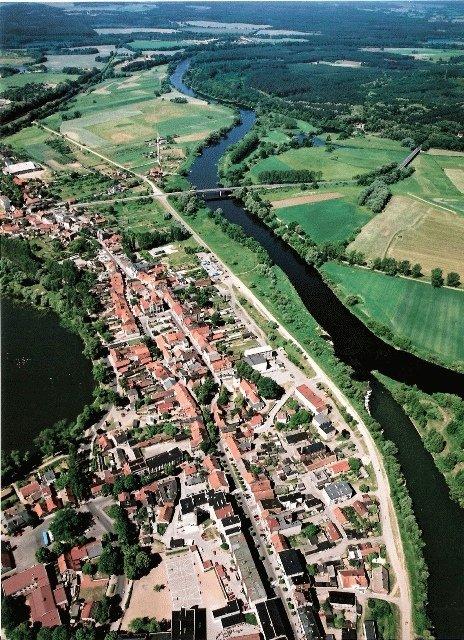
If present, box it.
[295,384,328,415]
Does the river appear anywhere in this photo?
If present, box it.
[171,59,464,637]
[1,298,94,454]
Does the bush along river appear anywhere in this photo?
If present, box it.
[1,297,94,454]
[171,60,464,637]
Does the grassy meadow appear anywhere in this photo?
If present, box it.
[275,195,370,243]
[249,134,406,183]
[322,262,464,365]
[0,71,76,90]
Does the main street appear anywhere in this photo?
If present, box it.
[38,121,413,638]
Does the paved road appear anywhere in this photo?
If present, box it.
[39,122,413,638]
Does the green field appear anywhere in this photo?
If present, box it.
[1,72,75,90]
[276,197,370,243]
[7,65,233,175]
[322,262,464,364]
[249,134,406,183]
[384,47,464,61]
[128,39,192,50]
[389,152,463,215]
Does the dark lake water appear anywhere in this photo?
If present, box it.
[171,60,464,637]
[1,298,94,453]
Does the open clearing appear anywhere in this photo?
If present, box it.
[349,195,464,276]
[38,65,233,173]
[249,134,405,182]
[0,71,75,90]
[384,47,464,61]
[121,562,171,627]
[276,197,370,243]
[444,169,464,194]
[271,191,342,209]
[322,262,464,364]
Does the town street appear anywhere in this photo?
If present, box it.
[38,121,413,638]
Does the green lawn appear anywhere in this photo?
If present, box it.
[276,197,370,243]
[249,135,405,183]
[322,262,464,364]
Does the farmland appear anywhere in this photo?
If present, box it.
[383,47,464,61]
[127,39,192,50]
[349,194,464,277]
[0,71,76,90]
[5,65,234,177]
[273,193,370,244]
[322,262,464,365]
[248,134,406,183]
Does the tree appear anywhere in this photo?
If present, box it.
[348,457,362,473]
[411,263,422,278]
[74,628,96,640]
[431,267,444,288]
[196,376,217,405]
[82,561,95,576]
[98,545,123,576]
[35,546,53,563]
[49,506,91,543]
[446,272,460,287]
[302,523,320,538]
[8,623,35,640]
[2,596,29,633]
[93,597,112,624]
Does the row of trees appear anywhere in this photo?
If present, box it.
[236,359,284,399]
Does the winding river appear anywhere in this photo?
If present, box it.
[171,59,464,637]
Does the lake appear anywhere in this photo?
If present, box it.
[1,298,95,454]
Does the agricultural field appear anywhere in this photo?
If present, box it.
[322,262,464,364]
[3,126,81,172]
[391,152,464,213]
[271,191,371,243]
[349,195,464,277]
[45,54,105,71]
[0,71,75,90]
[248,134,406,183]
[0,50,35,66]
[383,47,464,61]
[39,65,234,174]
[127,39,192,50]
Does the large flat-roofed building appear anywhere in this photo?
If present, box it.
[297,606,324,640]
[244,345,275,372]
[256,597,294,640]
[228,532,267,603]
[171,607,206,640]
[4,161,39,175]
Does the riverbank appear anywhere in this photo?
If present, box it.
[168,196,429,638]
[375,373,464,508]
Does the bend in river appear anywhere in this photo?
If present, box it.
[1,298,94,454]
[171,59,464,637]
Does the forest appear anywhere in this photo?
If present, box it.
[186,41,464,150]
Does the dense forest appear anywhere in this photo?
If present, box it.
[185,41,464,150]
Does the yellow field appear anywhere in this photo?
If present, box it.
[349,195,464,276]
[444,169,464,194]
[271,191,341,209]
